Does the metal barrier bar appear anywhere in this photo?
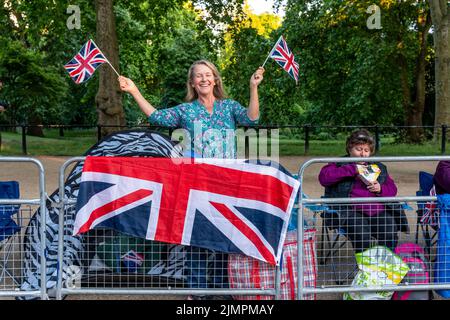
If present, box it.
[56,156,280,300]
[303,284,450,294]
[302,196,436,204]
[296,155,450,300]
[0,199,41,205]
[60,289,276,296]
[57,156,84,300]
[301,283,450,295]
[0,157,47,299]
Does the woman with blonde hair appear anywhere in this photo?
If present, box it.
[119,60,264,159]
[119,60,264,299]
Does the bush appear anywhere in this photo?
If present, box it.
[315,131,334,141]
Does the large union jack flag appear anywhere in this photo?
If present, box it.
[270,36,299,82]
[64,39,107,84]
[73,156,300,265]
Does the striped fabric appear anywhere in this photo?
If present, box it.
[228,229,317,300]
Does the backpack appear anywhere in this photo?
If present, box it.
[392,243,432,300]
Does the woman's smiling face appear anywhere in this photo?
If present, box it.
[191,64,216,98]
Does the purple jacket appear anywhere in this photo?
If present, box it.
[318,163,398,216]
[434,161,450,195]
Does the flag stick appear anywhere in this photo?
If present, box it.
[89,38,121,77]
[105,60,120,78]
[261,35,282,68]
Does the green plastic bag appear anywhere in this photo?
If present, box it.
[96,234,167,274]
[343,246,410,300]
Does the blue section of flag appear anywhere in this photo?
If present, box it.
[189,210,245,254]
[235,206,283,254]
[75,181,114,212]
[96,200,152,239]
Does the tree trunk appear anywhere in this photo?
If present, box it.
[429,0,450,140]
[406,12,432,143]
[27,114,44,137]
[95,0,125,139]
[398,50,413,140]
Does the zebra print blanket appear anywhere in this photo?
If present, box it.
[20,130,186,298]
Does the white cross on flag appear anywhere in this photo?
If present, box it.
[73,156,300,265]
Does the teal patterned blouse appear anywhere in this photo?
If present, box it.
[148,99,258,159]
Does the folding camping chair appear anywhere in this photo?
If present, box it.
[317,203,360,285]
[0,181,22,286]
[415,171,439,258]
[318,200,411,285]
[288,186,320,231]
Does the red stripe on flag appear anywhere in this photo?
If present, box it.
[82,157,294,211]
[77,189,153,234]
[210,201,276,265]
[82,156,295,244]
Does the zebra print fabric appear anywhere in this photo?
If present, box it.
[20,130,186,298]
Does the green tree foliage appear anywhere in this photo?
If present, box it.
[157,5,217,109]
[277,0,435,141]
[222,27,304,125]
[115,0,216,124]
[0,39,67,132]
[220,2,304,125]
[0,0,215,127]
[0,0,96,130]
[0,0,443,143]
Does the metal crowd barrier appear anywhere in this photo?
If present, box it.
[55,157,281,300]
[0,157,46,299]
[297,156,450,300]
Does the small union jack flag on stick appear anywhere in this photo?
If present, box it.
[262,35,299,83]
[64,39,119,84]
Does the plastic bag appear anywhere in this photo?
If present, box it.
[344,246,410,300]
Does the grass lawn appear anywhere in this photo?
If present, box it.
[0,129,97,156]
[278,138,449,156]
[0,129,448,157]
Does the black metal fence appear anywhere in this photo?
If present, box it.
[0,124,448,155]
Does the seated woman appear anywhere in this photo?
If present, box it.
[434,161,450,194]
[318,129,407,253]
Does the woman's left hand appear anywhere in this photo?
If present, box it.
[250,67,265,88]
[367,181,381,194]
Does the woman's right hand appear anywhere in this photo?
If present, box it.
[118,76,138,94]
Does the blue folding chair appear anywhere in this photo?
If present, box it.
[0,181,21,285]
[289,174,326,231]
[415,171,438,257]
